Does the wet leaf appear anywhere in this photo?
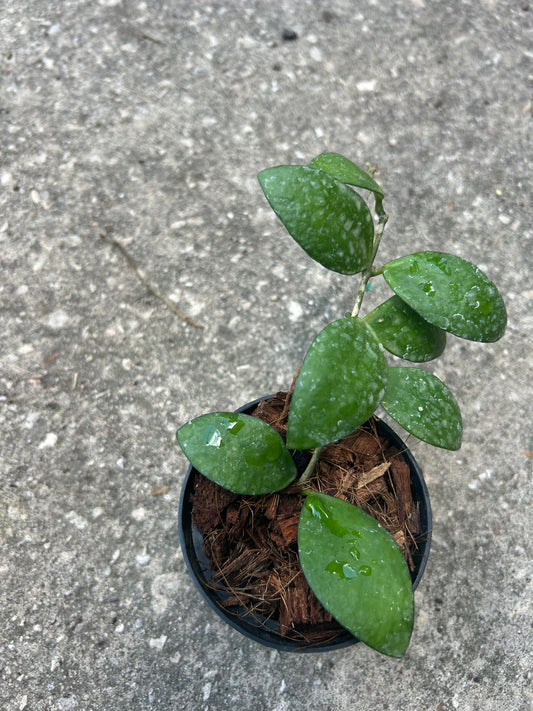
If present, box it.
[258,165,374,275]
[364,295,446,362]
[383,251,507,342]
[298,492,414,657]
[287,317,387,449]
[381,367,463,450]
[308,152,384,196]
[177,412,296,494]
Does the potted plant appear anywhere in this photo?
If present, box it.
[176,153,506,657]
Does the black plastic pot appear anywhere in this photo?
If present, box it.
[178,396,432,653]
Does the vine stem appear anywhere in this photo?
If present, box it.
[351,200,389,318]
[298,446,323,483]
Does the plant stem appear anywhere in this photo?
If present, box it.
[351,201,389,318]
[298,446,323,483]
[301,487,315,497]
[351,266,373,318]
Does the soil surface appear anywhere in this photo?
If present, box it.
[190,392,422,645]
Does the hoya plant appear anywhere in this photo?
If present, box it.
[177,153,506,657]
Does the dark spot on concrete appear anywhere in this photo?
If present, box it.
[282,29,298,41]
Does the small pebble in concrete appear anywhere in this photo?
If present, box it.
[38,432,57,449]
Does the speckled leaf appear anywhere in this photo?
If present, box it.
[308,152,384,196]
[383,251,507,342]
[298,492,414,657]
[364,295,446,362]
[177,412,296,494]
[258,165,374,275]
[381,367,463,450]
[287,317,388,449]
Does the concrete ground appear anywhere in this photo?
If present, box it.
[1,1,531,709]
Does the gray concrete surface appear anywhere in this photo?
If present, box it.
[1,1,531,709]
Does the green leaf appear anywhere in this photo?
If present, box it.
[383,251,507,342]
[298,492,414,657]
[364,295,446,362]
[287,317,388,449]
[258,165,374,275]
[177,412,297,494]
[308,152,384,197]
[381,367,463,450]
